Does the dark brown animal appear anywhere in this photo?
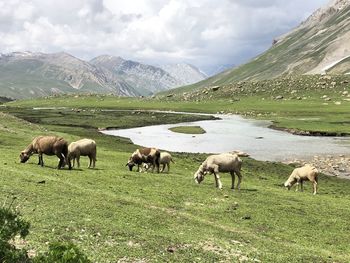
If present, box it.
[126,147,160,173]
[20,136,70,169]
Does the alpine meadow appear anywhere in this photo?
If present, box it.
[1,1,350,262]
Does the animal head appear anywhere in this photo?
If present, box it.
[194,165,205,184]
[284,176,297,190]
[126,157,136,171]
[19,151,30,163]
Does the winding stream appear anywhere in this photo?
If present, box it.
[101,114,350,162]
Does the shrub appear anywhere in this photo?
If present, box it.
[0,197,30,263]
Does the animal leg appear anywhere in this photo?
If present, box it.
[235,170,243,190]
[160,164,165,173]
[214,173,222,189]
[76,155,80,168]
[295,179,300,192]
[312,180,318,195]
[300,181,304,192]
[57,155,65,169]
[92,155,96,168]
[230,171,236,190]
[88,155,92,168]
[167,163,170,173]
[38,153,44,166]
[213,173,218,187]
[155,158,160,173]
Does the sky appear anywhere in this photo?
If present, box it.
[0,0,329,74]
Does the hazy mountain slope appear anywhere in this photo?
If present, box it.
[176,0,350,92]
[160,63,207,85]
[0,52,139,99]
[91,55,183,94]
[0,51,207,99]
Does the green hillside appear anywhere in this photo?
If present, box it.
[170,4,350,93]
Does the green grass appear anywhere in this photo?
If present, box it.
[169,125,206,134]
[1,102,350,262]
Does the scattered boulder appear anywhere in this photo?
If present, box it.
[211,86,220,91]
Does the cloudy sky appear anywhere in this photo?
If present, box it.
[0,0,329,74]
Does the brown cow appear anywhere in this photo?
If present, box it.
[20,136,70,169]
[126,147,160,173]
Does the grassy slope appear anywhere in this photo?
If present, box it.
[1,102,350,262]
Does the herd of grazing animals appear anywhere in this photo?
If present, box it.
[20,135,320,195]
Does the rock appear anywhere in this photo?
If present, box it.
[211,86,220,91]
[166,94,174,98]
[275,95,283,100]
[335,101,341,105]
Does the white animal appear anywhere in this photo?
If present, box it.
[68,138,97,168]
[194,153,242,190]
[143,152,175,173]
[284,164,319,195]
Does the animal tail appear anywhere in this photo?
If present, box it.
[171,158,175,163]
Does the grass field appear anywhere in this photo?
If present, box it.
[1,98,350,262]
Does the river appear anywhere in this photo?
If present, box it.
[101,114,350,162]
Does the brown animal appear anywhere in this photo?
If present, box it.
[284,164,319,195]
[143,151,175,173]
[126,147,160,173]
[20,136,70,169]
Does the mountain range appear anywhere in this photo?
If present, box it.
[0,52,206,99]
[180,0,350,91]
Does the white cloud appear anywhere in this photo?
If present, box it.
[0,0,329,73]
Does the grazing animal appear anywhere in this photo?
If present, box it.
[20,136,70,169]
[143,151,175,173]
[284,164,319,195]
[68,138,97,169]
[194,153,243,190]
[126,148,160,173]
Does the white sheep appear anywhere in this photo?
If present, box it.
[68,138,97,169]
[143,152,175,173]
[284,164,319,195]
[194,153,242,190]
